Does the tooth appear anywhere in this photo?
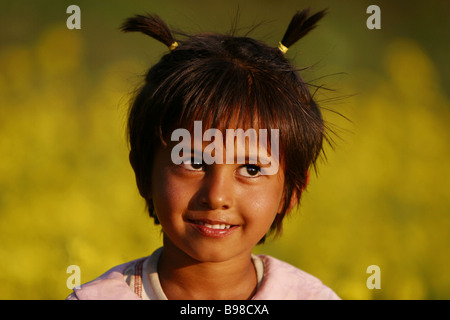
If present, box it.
[194,221,233,229]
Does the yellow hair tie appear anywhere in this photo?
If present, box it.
[169,41,179,51]
[278,41,288,54]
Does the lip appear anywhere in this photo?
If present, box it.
[187,219,239,238]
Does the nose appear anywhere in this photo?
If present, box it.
[197,166,233,210]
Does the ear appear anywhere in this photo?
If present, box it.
[277,170,310,214]
[286,189,299,214]
[276,188,298,215]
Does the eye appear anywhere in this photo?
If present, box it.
[181,158,205,171]
[237,165,262,177]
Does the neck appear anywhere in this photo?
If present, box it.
[158,239,257,300]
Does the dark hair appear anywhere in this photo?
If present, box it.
[121,9,328,242]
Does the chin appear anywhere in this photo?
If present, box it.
[184,242,246,264]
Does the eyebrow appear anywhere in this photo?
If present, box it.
[184,150,274,166]
[181,150,203,164]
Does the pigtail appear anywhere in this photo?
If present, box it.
[120,14,178,50]
[278,8,326,53]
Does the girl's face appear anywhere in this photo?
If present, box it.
[150,136,286,263]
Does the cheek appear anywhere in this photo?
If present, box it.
[239,182,284,228]
[151,168,189,224]
[247,192,280,214]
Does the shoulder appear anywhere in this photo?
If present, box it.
[253,255,340,300]
[65,257,146,300]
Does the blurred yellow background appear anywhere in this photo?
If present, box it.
[0,0,449,299]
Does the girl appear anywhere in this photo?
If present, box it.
[67,8,340,300]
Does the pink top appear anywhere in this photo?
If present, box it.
[67,248,340,300]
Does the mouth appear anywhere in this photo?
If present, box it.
[193,220,232,229]
[187,219,239,238]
